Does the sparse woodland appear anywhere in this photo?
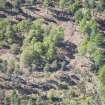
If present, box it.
[0,0,105,105]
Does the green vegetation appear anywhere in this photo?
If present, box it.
[0,0,5,9]
[20,19,64,71]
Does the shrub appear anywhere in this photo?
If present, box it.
[3,96,10,105]
[20,20,64,71]
[43,0,51,8]
[16,20,30,32]
[79,37,88,55]
[74,9,83,23]
[20,46,34,66]
[0,0,5,8]
[59,0,66,9]
[83,8,91,20]
[87,41,97,55]
[94,33,104,46]
[7,59,16,73]
[0,60,7,73]
[11,90,20,105]
[91,49,105,66]
[10,44,20,54]
[69,1,80,13]
[79,18,87,33]
[98,65,105,84]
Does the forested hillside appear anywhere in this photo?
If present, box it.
[0,0,105,105]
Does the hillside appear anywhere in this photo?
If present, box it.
[0,0,105,105]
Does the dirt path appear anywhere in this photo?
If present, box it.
[58,21,83,70]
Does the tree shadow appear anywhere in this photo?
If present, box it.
[27,6,40,12]
[65,44,77,59]
[59,74,79,86]
[57,41,77,59]
[71,74,80,81]
[27,6,57,24]
[49,8,73,21]
[16,74,79,95]
[0,73,79,97]
[19,8,36,20]
[0,8,18,16]
[39,82,57,91]
[97,19,105,31]
[43,16,57,24]
[32,41,77,72]
[0,11,6,18]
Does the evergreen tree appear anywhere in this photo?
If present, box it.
[3,96,9,105]
[27,97,34,105]
[0,0,5,9]
[79,37,88,55]
[98,65,105,84]
[98,0,105,11]
[94,33,104,46]
[91,49,105,66]
[43,0,51,13]
[74,9,83,23]
[59,0,66,9]
[11,90,20,105]
[13,0,21,10]
[20,46,34,66]
[69,0,80,13]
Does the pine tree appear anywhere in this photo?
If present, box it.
[11,90,20,105]
[59,0,66,9]
[3,96,9,105]
[74,9,83,23]
[43,0,51,14]
[20,46,34,66]
[98,0,105,11]
[79,37,88,55]
[0,0,5,9]
[94,33,104,46]
[27,97,33,105]
[98,65,105,84]
[91,49,105,66]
